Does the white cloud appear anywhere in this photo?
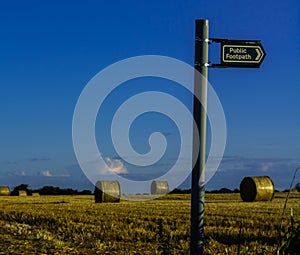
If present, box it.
[104,157,128,174]
[9,170,27,176]
[39,170,70,177]
[79,154,128,181]
[40,170,52,177]
[259,162,274,172]
[19,170,26,176]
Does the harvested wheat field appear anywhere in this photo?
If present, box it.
[0,192,299,254]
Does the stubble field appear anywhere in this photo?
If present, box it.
[0,192,299,254]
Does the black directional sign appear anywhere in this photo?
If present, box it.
[220,40,266,68]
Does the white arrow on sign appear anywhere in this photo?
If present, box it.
[255,48,262,61]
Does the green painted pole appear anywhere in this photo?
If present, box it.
[190,19,209,255]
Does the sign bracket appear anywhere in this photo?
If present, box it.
[210,64,229,68]
[210,38,262,44]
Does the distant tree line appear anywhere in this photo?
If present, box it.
[169,188,191,194]
[169,188,242,194]
[10,185,293,196]
[169,187,287,194]
[11,184,92,196]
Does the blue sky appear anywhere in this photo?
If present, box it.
[0,0,299,192]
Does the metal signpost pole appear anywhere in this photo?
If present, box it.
[190,19,209,255]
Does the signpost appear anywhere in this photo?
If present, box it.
[190,20,266,255]
[191,19,208,255]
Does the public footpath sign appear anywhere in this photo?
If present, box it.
[220,40,266,68]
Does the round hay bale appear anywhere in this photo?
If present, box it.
[94,180,121,203]
[151,181,169,195]
[240,176,274,202]
[18,190,27,197]
[0,186,10,196]
[31,192,40,196]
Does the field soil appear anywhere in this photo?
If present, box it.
[0,192,299,254]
